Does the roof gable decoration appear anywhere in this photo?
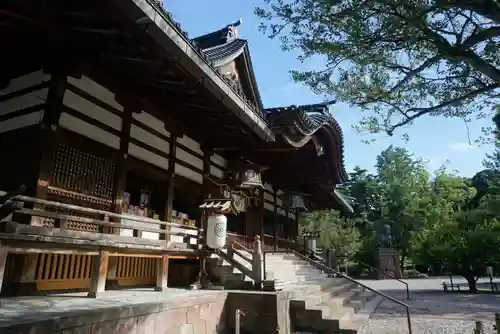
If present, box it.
[192,19,264,114]
[265,101,348,184]
[137,3,271,137]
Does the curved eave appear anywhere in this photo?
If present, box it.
[201,39,247,67]
[241,46,264,111]
[332,189,355,215]
[200,39,264,111]
[265,104,348,184]
[116,0,274,141]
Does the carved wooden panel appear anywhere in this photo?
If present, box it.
[35,143,116,231]
[51,143,115,200]
[116,256,156,286]
[35,254,93,291]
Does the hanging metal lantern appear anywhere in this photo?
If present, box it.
[283,192,308,212]
[290,194,307,211]
[231,160,264,189]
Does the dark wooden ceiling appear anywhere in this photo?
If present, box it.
[0,0,266,148]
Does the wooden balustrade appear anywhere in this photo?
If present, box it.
[2,194,201,251]
[262,234,300,251]
[226,232,250,249]
[221,235,264,286]
[0,192,203,296]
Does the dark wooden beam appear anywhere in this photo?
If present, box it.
[163,134,177,223]
[273,189,278,252]
[111,99,134,214]
[36,71,67,200]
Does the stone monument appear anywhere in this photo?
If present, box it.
[375,224,403,279]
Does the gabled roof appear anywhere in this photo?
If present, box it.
[112,1,275,142]
[265,101,348,184]
[192,20,264,113]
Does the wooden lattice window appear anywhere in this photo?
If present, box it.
[50,143,115,200]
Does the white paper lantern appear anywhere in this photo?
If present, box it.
[206,214,227,249]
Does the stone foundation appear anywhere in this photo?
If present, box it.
[2,292,228,334]
[1,290,294,334]
[375,248,402,279]
[225,291,292,334]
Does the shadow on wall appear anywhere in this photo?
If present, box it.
[3,293,228,334]
[2,290,292,334]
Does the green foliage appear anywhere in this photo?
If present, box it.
[299,141,500,291]
[413,209,500,291]
[300,210,362,260]
[255,0,500,137]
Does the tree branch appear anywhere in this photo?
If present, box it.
[387,84,499,135]
[386,55,441,94]
[461,26,500,48]
[440,0,500,24]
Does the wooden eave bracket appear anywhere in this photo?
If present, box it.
[199,198,240,214]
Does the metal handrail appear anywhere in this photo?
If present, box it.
[265,249,413,334]
[355,259,411,300]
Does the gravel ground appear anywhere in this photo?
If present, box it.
[297,278,500,334]
[358,290,500,334]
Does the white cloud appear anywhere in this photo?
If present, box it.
[449,142,478,153]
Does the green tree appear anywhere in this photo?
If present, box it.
[255,0,500,136]
[414,209,500,291]
[483,113,500,170]
[300,210,362,260]
[374,146,432,265]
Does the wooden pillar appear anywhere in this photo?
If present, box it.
[273,190,278,252]
[194,150,212,287]
[259,188,265,243]
[88,250,109,298]
[36,72,67,199]
[111,100,134,214]
[155,256,169,291]
[295,212,300,240]
[200,150,212,239]
[164,135,177,223]
[0,247,9,295]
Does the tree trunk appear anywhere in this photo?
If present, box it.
[400,249,407,273]
[465,273,478,292]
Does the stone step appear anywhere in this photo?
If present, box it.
[291,287,384,334]
[267,270,328,277]
[344,290,377,312]
[268,273,327,278]
[336,296,384,334]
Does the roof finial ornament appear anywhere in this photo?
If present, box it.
[227,18,243,41]
[228,18,243,28]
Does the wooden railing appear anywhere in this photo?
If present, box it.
[2,194,201,251]
[262,234,301,252]
[226,232,300,252]
[219,235,264,285]
[226,232,250,249]
[0,191,203,296]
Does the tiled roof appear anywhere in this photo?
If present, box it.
[265,101,348,184]
[145,6,268,126]
[192,20,264,111]
[191,19,242,49]
[201,39,247,65]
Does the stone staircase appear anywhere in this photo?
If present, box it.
[207,248,255,289]
[209,249,384,333]
[267,253,382,333]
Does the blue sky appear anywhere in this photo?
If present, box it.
[166,0,495,177]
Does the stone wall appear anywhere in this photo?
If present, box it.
[2,290,293,334]
[376,248,402,279]
[225,291,292,334]
[3,293,228,334]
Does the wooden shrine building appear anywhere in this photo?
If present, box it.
[0,0,352,297]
